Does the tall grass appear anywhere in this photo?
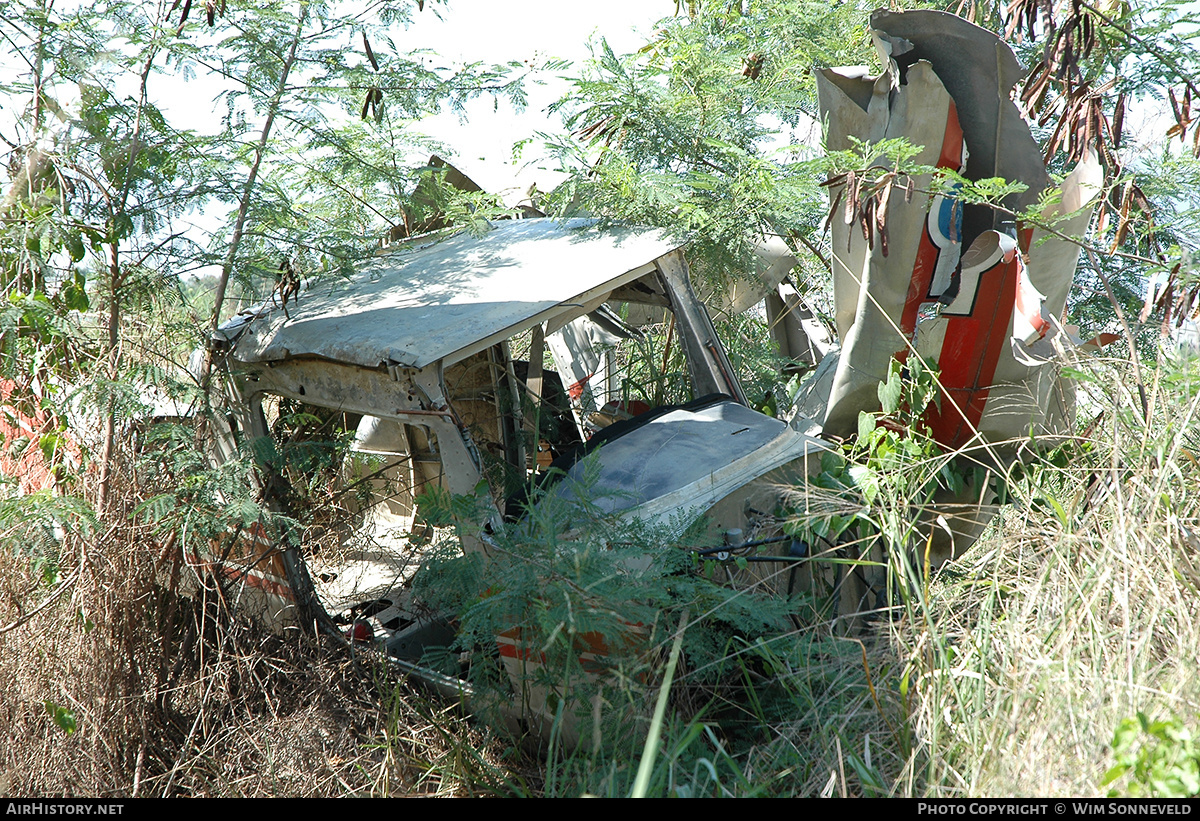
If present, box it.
[895,352,1200,796]
[764,351,1200,797]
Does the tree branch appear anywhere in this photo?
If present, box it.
[203,0,310,385]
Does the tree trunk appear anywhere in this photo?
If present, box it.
[202,0,310,387]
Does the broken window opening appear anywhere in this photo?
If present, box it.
[244,392,453,625]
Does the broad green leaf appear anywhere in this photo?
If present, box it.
[44,701,76,734]
[878,368,902,415]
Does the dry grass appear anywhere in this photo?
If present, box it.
[707,355,1200,797]
[880,355,1200,796]
[0,472,519,797]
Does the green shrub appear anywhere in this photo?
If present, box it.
[1103,713,1200,798]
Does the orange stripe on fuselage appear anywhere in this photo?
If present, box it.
[923,227,1034,448]
[898,100,965,343]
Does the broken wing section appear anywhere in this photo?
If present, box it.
[817,9,1101,452]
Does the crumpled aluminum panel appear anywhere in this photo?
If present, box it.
[815,9,1100,449]
[226,218,683,370]
[547,400,789,516]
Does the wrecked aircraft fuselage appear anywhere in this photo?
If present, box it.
[205,217,827,729]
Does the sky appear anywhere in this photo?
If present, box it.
[380,0,674,198]
[153,0,675,207]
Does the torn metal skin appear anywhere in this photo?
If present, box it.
[817,9,1101,454]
